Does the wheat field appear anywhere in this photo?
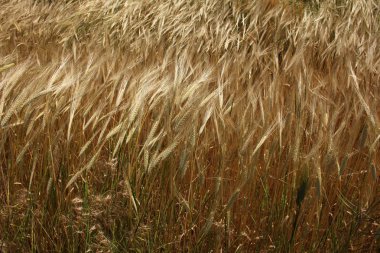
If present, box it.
[0,0,379,252]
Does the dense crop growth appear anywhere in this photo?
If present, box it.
[0,0,379,252]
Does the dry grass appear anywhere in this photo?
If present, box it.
[0,0,379,252]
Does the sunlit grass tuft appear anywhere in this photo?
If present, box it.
[0,0,379,252]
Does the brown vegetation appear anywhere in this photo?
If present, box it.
[0,0,379,252]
